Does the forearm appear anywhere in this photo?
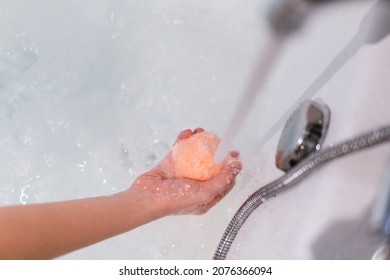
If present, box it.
[0,188,160,259]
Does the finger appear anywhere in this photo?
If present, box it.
[188,202,214,215]
[194,127,205,134]
[174,129,193,145]
[230,151,239,158]
[205,172,236,207]
[202,160,242,199]
[193,205,212,215]
[193,174,237,215]
[193,187,233,214]
[222,150,240,165]
[204,188,231,210]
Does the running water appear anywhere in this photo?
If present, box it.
[252,0,390,153]
[214,32,284,163]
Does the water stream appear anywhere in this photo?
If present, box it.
[215,32,285,162]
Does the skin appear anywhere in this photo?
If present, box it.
[0,128,242,259]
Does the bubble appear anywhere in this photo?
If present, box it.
[77,160,88,172]
[0,33,37,91]
[22,132,35,146]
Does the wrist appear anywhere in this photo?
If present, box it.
[113,186,167,223]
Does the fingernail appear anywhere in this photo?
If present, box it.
[230,151,240,158]
[194,127,205,134]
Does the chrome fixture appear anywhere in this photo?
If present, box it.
[213,124,390,260]
[275,99,330,172]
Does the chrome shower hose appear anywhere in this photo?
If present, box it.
[213,124,390,260]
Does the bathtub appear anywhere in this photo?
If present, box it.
[0,0,389,259]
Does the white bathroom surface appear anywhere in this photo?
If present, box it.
[0,0,388,259]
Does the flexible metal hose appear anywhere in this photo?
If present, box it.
[213,124,390,260]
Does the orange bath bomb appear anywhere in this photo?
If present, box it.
[172,132,223,181]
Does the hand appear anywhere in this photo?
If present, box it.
[128,128,242,216]
[0,128,242,259]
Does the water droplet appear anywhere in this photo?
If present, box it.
[19,188,29,205]
[78,160,88,172]
[22,133,35,146]
[76,132,90,148]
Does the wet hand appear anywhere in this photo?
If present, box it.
[129,128,242,216]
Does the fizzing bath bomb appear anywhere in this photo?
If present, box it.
[172,132,223,181]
